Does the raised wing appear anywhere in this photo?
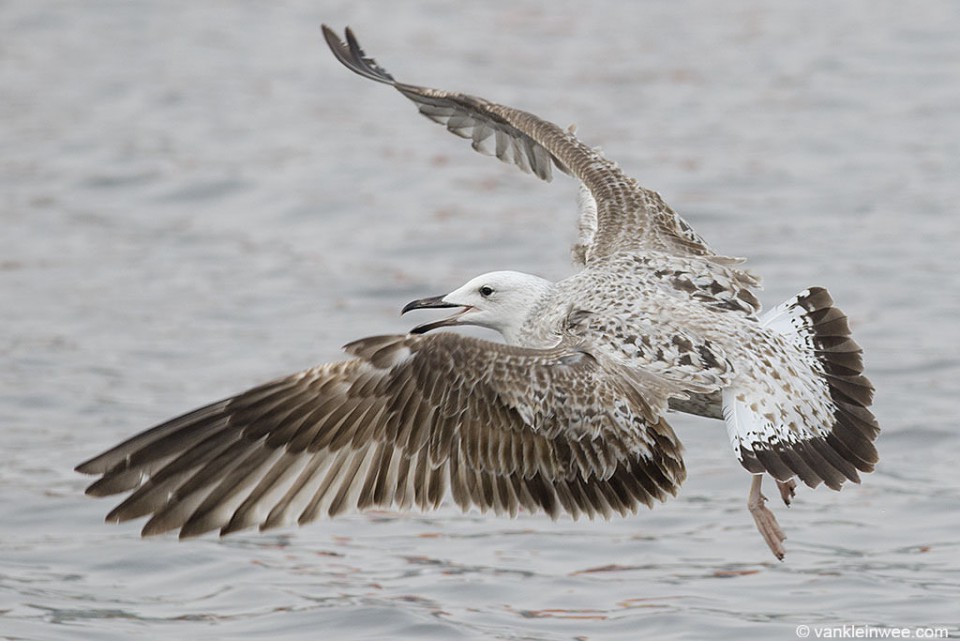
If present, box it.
[321,25,721,262]
[76,333,686,538]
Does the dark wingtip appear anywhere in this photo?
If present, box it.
[321,25,396,85]
[75,453,108,475]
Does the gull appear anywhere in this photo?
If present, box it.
[76,26,880,560]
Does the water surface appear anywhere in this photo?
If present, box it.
[2,1,959,639]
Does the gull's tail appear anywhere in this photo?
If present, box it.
[722,288,879,489]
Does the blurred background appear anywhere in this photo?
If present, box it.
[2,1,958,639]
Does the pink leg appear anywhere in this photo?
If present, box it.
[748,475,787,560]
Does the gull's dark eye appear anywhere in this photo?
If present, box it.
[479,286,494,297]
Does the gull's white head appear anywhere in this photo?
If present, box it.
[402,271,553,344]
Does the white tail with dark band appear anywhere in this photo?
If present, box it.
[723,287,879,490]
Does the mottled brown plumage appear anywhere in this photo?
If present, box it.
[77,333,686,538]
[76,28,879,560]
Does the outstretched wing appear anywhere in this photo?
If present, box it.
[322,25,720,263]
[76,333,686,538]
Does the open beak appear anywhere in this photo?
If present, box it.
[401,295,470,334]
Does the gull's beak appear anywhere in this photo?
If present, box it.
[401,295,470,334]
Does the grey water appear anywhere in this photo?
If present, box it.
[2,1,959,639]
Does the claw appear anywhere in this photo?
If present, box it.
[777,478,797,507]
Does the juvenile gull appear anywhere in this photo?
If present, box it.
[76,26,880,560]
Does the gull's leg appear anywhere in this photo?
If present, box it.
[777,478,797,506]
[748,474,787,561]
